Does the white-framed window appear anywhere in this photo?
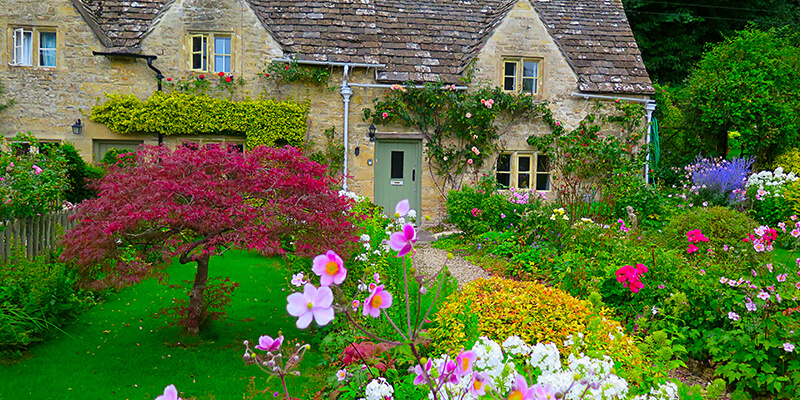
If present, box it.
[502,58,540,95]
[496,152,550,191]
[12,27,57,67]
[190,34,232,73]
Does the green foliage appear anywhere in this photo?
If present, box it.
[528,101,649,220]
[307,126,344,179]
[775,148,800,174]
[0,133,68,220]
[163,73,245,98]
[430,277,648,384]
[681,27,800,167]
[0,240,97,358]
[265,60,333,87]
[99,148,135,167]
[61,143,101,205]
[364,81,548,197]
[660,206,757,252]
[90,92,308,148]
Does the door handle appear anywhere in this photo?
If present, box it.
[412,169,416,181]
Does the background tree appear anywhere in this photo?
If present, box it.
[678,27,800,168]
[623,0,799,84]
[61,144,359,334]
[61,143,102,205]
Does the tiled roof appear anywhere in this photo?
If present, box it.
[71,0,172,52]
[246,0,517,84]
[532,0,654,94]
[71,0,653,94]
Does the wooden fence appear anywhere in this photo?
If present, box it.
[0,209,77,260]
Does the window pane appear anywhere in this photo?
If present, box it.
[536,174,551,191]
[522,78,535,92]
[39,32,57,67]
[40,50,56,67]
[496,154,511,172]
[193,36,204,52]
[504,62,516,76]
[497,172,510,187]
[391,151,404,179]
[192,53,203,70]
[215,55,231,73]
[523,61,538,78]
[504,77,515,91]
[22,31,33,65]
[518,156,530,172]
[518,173,530,189]
[40,32,56,49]
[537,155,550,172]
[215,37,231,54]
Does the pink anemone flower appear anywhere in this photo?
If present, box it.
[312,250,347,286]
[363,284,393,318]
[255,334,283,352]
[286,283,334,329]
[155,384,182,400]
[389,224,417,257]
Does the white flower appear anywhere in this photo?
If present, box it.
[408,209,417,219]
[501,335,531,356]
[527,342,561,374]
[290,272,307,287]
[365,377,394,400]
[360,234,371,242]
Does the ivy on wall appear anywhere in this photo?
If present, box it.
[90,92,308,149]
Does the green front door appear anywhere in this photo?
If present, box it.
[374,140,422,217]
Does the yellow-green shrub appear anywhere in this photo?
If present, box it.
[91,92,308,148]
[775,147,800,174]
[430,277,646,384]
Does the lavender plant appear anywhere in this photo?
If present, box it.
[678,156,754,207]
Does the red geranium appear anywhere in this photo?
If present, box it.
[218,71,225,77]
[198,74,205,79]
[225,76,232,83]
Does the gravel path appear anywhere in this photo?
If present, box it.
[413,231,491,289]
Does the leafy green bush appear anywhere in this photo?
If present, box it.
[62,143,102,205]
[91,92,308,148]
[775,148,800,174]
[99,148,134,166]
[0,241,97,358]
[659,206,757,253]
[445,179,545,235]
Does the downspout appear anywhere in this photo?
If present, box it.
[644,101,657,184]
[145,56,166,145]
[341,65,353,191]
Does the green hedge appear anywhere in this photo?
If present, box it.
[91,92,308,148]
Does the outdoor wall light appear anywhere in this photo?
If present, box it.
[368,124,376,142]
[71,119,83,135]
[354,140,360,156]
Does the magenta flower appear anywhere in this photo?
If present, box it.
[286,283,334,329]
[255,334,283,352]
[363,284,393,318]
[312,250,347,286]
[437,358,458,385]
[687,244,698,253]
[389,223,417,257]
[412,359,432,385]
[395,199,410,217]
[155,384,181,400]
[32,165,43,175]
[455,350,477,377]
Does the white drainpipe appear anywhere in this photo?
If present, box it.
[644,101,657,185]
[341,65,353,191]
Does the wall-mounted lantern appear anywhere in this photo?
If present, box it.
[368,124,376,142]
[71,119,83,135]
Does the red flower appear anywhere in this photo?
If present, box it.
[218,71,225,77]
[225,76,232,83]
[265,73,270,78]
[285,65,290,70]
[198,74,205,79]
[166,78,172,81]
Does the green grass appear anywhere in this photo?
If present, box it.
[0,251,327,400]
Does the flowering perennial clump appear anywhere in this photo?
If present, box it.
[615,264,648,293]
[686,229,709,253]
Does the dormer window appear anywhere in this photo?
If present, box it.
[189,34,232,73]
[502,58,540,95]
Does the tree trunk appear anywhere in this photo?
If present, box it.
[187,253,210,335]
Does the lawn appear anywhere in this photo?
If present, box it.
[0,251,325,400]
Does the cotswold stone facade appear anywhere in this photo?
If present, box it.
[0,0,654,219]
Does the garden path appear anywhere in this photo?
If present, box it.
[414,230,490,288]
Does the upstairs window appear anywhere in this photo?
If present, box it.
[502,58,539,95]
[496,152,550,191]
[190,34,232,73]
[12,28,57,67]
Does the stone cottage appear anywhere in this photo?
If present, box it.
[0,0,654,218]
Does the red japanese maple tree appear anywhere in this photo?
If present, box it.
[61,144,358,333]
